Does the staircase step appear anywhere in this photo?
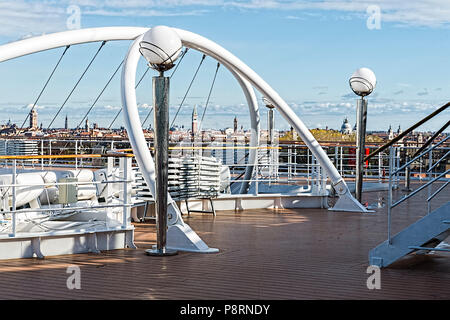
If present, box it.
[408,246,450,252]
[369,202,450,267]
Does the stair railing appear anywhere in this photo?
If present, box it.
[386,134,449,244]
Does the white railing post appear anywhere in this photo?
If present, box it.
[75,140,78,170]
[387,147,393,245]
[106,156,113,220]
[10,159,17,237]
[48,140,52,167]
[378,151,382,183]
[40,140,44,170]
[307,149,310,187]
[255,155,259,196]
[120,157,131,228]
[287,145,292,183]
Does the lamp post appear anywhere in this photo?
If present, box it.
[139,26,182,256]
[263,97,275,181]
[349,67,376,204]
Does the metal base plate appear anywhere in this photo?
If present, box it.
[145,248,178,256]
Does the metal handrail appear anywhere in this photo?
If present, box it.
[427,150,450,173]
[391,169,449,208]
[0,153,133,160]
[427,180,450,203]
[392,135,450,175]
[412,119,450,158]
[365,102,450,161]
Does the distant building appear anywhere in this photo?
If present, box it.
[290,126,298,140]
[85,118,90,132]
[418,132,424,144]
[65,115,68,130]
[29,109,38,129]
[388,125,394,140]
[234,116,238,133]
[192,105,198,134]
[340,118,352,134]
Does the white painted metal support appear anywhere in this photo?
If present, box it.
[378,152,382,183]
[87,233,101,254]
[120,157,132,228]
[49,140,52,166]
[0,26,369,221]
[75,140,78,170]
[125,230,137,249]
[31,237,44,259]
[41,140,44,170]
[10,160,17,237]
[106,157,113,218]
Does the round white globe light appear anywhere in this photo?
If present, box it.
[262,96,274,107]
[139,26,182,68]
[349,67,376,97]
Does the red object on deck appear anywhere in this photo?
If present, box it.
[365,148,370,167]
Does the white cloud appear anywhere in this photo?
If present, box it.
[24,103,45,110]
[226,0,450,27]
[138,103,152,109]
[0,0,449,39]
[103,104,121,110]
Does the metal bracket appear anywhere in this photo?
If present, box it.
[274,197,283,210]
[87,233,101,254]
[125,230,137,249]
[329,180,373,213]
[235,197,243,211]
[31,237,44,259]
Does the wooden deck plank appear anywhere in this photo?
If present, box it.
[0,182,448,299]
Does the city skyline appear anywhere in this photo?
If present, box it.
[0,1,448,131]
[5,107,439,136]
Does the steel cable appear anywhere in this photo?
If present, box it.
[20,45,70,130]
[47,41,107,129]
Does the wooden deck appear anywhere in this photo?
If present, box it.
[0,183,448,300]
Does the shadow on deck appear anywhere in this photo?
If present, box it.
[0,183,448,300]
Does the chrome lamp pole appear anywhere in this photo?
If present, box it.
[349,68,376,204]
[139,26,183,256]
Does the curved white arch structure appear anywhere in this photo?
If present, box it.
[0,26,369,253]
[0,27,260,196]
[171,28,367,213]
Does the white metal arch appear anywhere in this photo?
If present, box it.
[0,26,369,254]
[0,27,265,252]
[0,27,260,195]
[171,28,367,212]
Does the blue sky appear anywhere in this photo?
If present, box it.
[0,0,448,131]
